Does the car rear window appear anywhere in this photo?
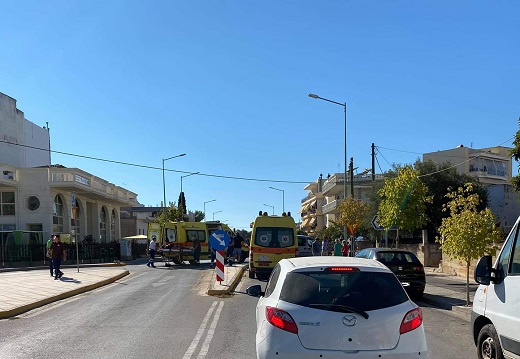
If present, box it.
[279,271,408,312]
[376,251,421,266]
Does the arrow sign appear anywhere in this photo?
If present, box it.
[371,215,385,231]
[209,230,230,251]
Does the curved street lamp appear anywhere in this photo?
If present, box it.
[204,199,216,221]
[263,203,275,215]
[212,210,223,221]
[268,186,285,213]
[180,171,200,193]
[162,153,186,212]
[309,92,349,249]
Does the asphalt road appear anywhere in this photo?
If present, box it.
[0,262,476,359]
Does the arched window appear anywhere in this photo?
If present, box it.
[100,207,107,243]
[71,199,81,241]
[53,195,64,233]
[111,209,117,240]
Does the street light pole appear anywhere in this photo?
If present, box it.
[268,186,285,213]
[162,153,186,213]
[213,210,222,221]
[180,172,200,193]
[204,199,216,221]
[309,93,348,244]
[263,203,275,215]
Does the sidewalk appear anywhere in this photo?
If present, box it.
[0,264,129,319]
[0,262,475,321]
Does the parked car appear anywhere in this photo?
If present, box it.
[246,257,430,359]
[472,215,520,359]
[355,248,426,299]
[296,235,314,257]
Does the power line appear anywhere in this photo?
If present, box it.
[0,139,310,184]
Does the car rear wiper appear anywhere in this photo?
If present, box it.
[308,304,369,319]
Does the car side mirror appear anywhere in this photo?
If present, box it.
[474,256,492,285]
[246,284,264,297]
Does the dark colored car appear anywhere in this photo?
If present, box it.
[355,248,425,299]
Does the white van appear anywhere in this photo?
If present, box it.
[472,216,520,359]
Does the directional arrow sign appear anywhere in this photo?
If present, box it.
[371,215,385,231]
[209,230,230,251]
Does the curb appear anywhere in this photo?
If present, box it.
[207,265,248,296]
[422,293,471,321]
[0,262,127,273]
[0,269,130,319]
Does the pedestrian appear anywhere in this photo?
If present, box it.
[46,235,54,277]
[147,235,157,268]
[227,236,235,263]
[191,235,201,265]
[321,236,330,256]
[49,234,66,280]
[312,238,321,256]
[341,240,350,257]
[334,239,342,256]
[233,232,244,263]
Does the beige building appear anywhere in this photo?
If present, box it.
[0,92,138,245]
[300,172,385,235]
[423,145,520,234]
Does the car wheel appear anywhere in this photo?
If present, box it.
[248,270,255,279]
[477,324,504,359]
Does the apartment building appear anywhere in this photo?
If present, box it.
[300,172,385,235]
[0,92,138,245]
[424,145,520,234]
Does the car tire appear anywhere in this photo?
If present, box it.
[477,324,504,359]
[248,270,255,279]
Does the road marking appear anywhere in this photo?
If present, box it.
[197,301,224,358]
[182,301,220,359]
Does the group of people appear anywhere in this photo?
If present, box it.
[311,236,353,257]
[209,231,248,265]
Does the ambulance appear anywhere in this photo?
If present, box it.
[148,220,229,265]
[248,211,297,279]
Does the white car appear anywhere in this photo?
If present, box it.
[247,256,430,359]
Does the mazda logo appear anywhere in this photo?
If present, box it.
[342,315,357,326]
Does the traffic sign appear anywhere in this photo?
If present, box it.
[371,215,385,231]
[209,230,230,251]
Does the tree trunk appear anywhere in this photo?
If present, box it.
[395,228,400,248]
[466,260,470,306]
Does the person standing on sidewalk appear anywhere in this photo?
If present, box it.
[321,237,330,256]
[49,234,66,280]
[192,235,201,265]
[46,235,54,276]
[147,236,157,268]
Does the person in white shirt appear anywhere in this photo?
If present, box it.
[147,236,157,268]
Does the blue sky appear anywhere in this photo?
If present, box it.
[1,1,519,230]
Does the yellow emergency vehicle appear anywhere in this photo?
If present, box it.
[248,211,297,279]
[148,221,229,265]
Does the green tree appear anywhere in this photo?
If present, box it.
[377,166,431,247]
[315,221,343,240]
[154,204,184,226]
[337,196,371,236]
[178,192,187,215]
[194,210,204,222]
[437,183,501,305]
[510,117,520,192]
[415,159,489,242]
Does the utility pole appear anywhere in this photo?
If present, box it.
[372,143,375,182]
[349,157,354,198]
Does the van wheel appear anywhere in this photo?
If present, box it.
[477,324,504,359]
[248,270,255,279]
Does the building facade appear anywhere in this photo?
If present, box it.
[300,172,385,235]
[0,92,138,245]
[423,145,520,235]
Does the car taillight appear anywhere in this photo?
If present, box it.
[324,267,360,272]
[400,307,423,334]
[266,306,298,334]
